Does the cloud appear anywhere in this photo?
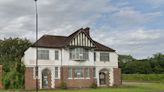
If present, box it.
[0,0,164,58]
[143,0,164,7]
[0,0,118,39]
[111,6,162,24]
[92,27,163,59]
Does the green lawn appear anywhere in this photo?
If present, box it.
[122,74,164,83]
[0,83,164,92]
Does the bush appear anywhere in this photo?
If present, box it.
[3,73,10,89]
[90,82,97,89]
[2,62,25,89]
[61,81,67,89]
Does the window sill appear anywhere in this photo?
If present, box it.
[100,61,110,62]
[85,77,90,79]
[74,78,85,79]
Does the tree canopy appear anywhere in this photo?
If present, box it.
[119,53,164,74]
[0,38,32,89]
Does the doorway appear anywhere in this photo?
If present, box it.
[42,68,51,88]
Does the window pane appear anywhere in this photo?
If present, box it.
[85,68,90,78]
[100,53,109,61]
[55,51,59,60]
[74,67,84,78]
[69,48,88,60]
[68,67,72,78]
[38,50,49,60]
[93,68,96,77]
[94,52,96,61]
[55,67,58,78]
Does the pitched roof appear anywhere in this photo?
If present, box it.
[32,27,115,52]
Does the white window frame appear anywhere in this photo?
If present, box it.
[85,67,90,79]
[68,67,73,79]
[70,48,89,61]
[74,67,84,79]
[38,50,49,60]
[55,50,59,60]
[100,52,110,62]
[54,67,59,79]
[94,52,96,61]
[93,67,96,78]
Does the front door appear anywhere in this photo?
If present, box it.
[42,69,51,88]
[99,72,106,85]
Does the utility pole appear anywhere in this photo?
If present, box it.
[34,0,38,92]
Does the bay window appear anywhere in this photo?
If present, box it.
[70,48,88,61]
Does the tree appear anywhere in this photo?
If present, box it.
[149,53,164,74]
[0,38,31,89]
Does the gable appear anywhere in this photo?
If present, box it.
[69,32,95,47]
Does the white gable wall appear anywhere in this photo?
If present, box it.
[95,51,118,67]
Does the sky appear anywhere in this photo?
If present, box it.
[0,0,164,59]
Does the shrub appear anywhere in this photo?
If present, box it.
[90,82,97,89]
[61,81,67,89]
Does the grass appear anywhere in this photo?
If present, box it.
[122,74,164,83]
[0,83,164,92]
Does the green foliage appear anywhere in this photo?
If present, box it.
[0,38,31,89]
[60,81,67,89]
[119,53,164,74]
[90,82,97,89]
[123,74,164,83]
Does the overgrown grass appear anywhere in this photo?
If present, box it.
[122,74,164,82]
[0,83,164,92]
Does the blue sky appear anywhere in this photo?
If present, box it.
[0,0,164,59]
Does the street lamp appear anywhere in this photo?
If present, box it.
[34,0,38,92]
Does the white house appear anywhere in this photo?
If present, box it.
[22,27,121,90]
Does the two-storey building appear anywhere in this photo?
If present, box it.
[22,27,121,90]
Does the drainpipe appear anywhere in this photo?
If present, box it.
[61,48,63,82]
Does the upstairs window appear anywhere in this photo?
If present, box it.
[100,52,109,61]
[38,50,49,60]
[70,48,88,61]
[55,50,59,60]
[94,52,96,61]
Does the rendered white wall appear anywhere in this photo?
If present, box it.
[23,47,61,66]
[95,51,118,67]
[22,47,119,87]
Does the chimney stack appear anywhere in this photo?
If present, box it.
[84,27,90,35]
